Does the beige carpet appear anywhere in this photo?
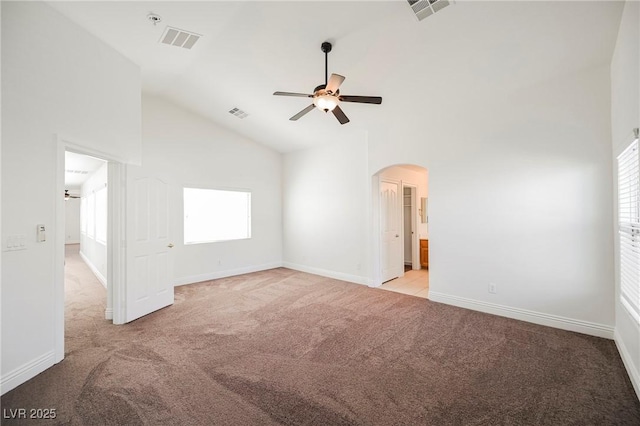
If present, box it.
[2,245,639,425]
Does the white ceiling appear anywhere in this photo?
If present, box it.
[65,151,106,189]
[48,1,624,153]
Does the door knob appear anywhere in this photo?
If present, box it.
[395,234,399,237]
[167,243,174,248]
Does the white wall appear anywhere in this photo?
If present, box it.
[283,136,370,285]
[80,163,108,286]
[1,1,141,393]
[611,0,640,398]
[284,62,615,337]
[64,198,80,244]
[370,63,615,337]
[140,95,282,285]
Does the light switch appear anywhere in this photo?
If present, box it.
[4,234,27,251]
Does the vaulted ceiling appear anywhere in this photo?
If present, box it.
[48,1,624,153]
[65,151,106,189]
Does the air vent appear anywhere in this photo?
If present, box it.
[65,170,89,175]
[407,0,453,21]
[229,108,249,119]
[159,26,201,49]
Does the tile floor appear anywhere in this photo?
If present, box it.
[379,268,429,298]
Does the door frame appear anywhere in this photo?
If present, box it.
[377,177,403,284]
[54,136,127,362]
[402,183,420,271]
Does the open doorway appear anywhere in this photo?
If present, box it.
[55,138,128,364]
[64,151,109,321]
[372,164,429,298]
[55,136,172,363]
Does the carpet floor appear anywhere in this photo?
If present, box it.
[2,245,639,425]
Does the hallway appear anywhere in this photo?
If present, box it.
[64,244,108,352]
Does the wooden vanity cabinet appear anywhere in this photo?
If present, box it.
[420,239,429,269]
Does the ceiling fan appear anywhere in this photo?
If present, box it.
[64,190,80,200]
[273,42,382,125]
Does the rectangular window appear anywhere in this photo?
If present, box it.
[95,187,107,244]
[87,192,95,239]
[617,135,640,324]
[184,187,251,244]
[80,197,87,235]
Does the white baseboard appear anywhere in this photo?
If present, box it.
[1,351,55,395]
[174,262,284,287]
[65,240,80,245]
[428,291,614,339]
[79,251,107,288]
[282,262,370,286]
[105,308,113,321]
[614,329,640,401]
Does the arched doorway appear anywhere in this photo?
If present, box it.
[371,164,429,297]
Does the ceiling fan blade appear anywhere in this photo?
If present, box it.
[274,91,313,98]
[326,74,345,94]
[339,95,382,105]
[332,105,350,125]
[290,104,316,121]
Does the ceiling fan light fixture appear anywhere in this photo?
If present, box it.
[314,94,339,112]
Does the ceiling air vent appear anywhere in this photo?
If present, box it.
[229,108,249,119]
[407,0,453,21]
[159,26,201,49]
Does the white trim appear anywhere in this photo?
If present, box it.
[0,351,55,395]
[614,329,640,401]
[65,240,80,245]
[370,175,382,287]
[62,135,131,165]
[428,291,614,339]
[402,183,420,271]
[108,162,126,325]
[55,139,66,363]
[282,262,370,286]
[174,262,284,286]
[104,308,113,321]
[79,250,107,288]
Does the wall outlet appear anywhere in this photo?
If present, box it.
[488,283,497,294]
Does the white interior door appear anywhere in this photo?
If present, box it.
[381,179,402,282]
[125,168,174,322]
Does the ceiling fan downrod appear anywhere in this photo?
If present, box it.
[321,42,332,87]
